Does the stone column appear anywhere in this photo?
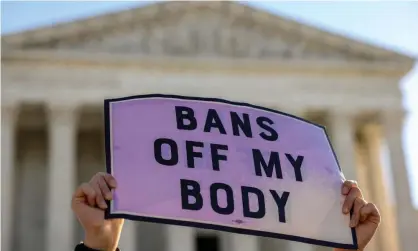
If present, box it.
[166,225,195,251]
[46,103,78,251]
[353,134,378,251]
[286,108,315,251]
[230,234,259,251]
[362,124,399,251]
[118,221,137,251]
[1,103,18,251]
[329,112,358,181]
[382,111,417,251]
[287,241,315,251]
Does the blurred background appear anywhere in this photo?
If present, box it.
[1,1,417,251]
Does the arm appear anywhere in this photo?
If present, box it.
[72,172,124,251]
[334,180,381,251]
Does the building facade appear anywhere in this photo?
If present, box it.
[1,2,417,251]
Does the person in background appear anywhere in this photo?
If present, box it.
[72,172,380,251]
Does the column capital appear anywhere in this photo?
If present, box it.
[1,100,20,123]
[328,109,358,122]
[47,100,79,112]
[381,109,407,130]
[47,101,80,126]
[328,110,363,137]
[282,106,305,117]
[327,111,357,140]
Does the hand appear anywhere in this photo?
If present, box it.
[71,172,124,251]
[335,180,381,251]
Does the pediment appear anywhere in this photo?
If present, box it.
[2,2,413,64]
[52,6,353,61]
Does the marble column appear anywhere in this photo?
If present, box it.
[353,134,378,251]
[382,111,417,251]
[329,112,358,181]
[118,221,137,251]
[1,103,18,251]
[278,107,315,251]
[166,225,195,251]
[362,124,399,251]
[230,233,259,251]
[46,103,78,251]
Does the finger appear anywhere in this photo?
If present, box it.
[342,186,363,214]
[98,177,112,201]
[342,180,358,195]
[359,203,381,225]
[350,197,367,228]
[90,179,108,209]
[102,173,117,188]
[73,183,96,207]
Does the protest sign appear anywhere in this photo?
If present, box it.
[104,94,357,250]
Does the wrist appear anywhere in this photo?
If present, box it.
[84,230,120,251]
[334,249,364,251]
[76,243,119,251]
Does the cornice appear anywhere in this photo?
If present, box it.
[2,49,413,78]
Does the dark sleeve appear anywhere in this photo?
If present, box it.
[74,243,120,251]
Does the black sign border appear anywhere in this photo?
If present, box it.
[104,93,358,250]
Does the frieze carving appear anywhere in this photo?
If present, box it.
[56,9,356,61]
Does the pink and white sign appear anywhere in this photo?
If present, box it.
[104,94,357,250]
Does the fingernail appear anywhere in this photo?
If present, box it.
[343,208,349,214]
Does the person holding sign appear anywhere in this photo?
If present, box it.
[72,172,380,251]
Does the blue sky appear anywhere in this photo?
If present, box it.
[2,1,418,207]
